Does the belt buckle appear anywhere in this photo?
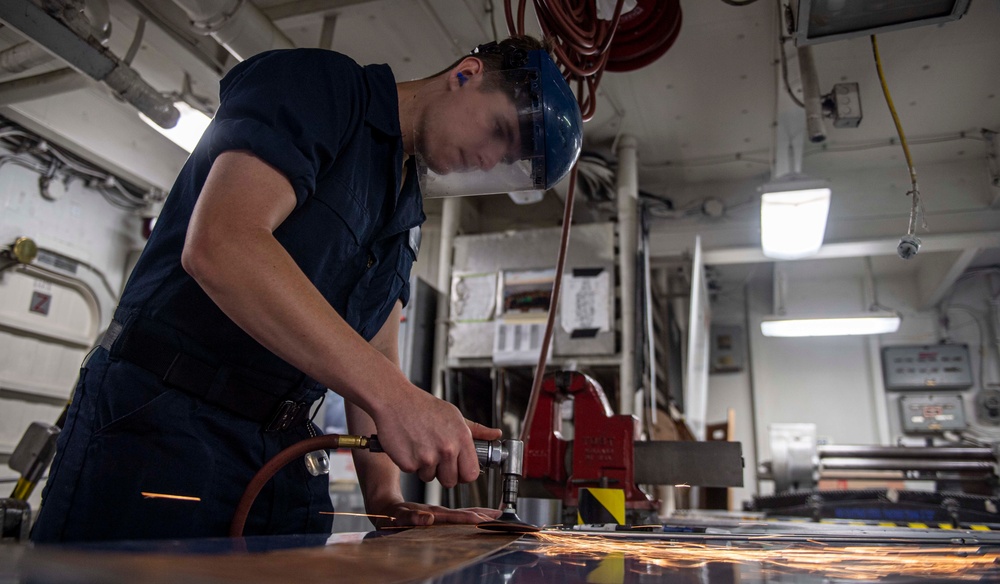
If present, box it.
[266,400,301,433]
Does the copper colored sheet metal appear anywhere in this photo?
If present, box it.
[21,526,521,584]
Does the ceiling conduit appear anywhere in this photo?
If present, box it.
[169,0,294,62]
[0,0,178,128]
[0,69,90,105]
[0,0,111,104]
[0,43,56,74]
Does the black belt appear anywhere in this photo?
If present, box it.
[100,318,312,432]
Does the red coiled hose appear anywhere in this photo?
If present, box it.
[504,0,682,121]
[505,0,626,121]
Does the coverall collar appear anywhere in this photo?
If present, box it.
[362,64,402,137]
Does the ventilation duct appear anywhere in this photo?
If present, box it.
[169,0,293,62]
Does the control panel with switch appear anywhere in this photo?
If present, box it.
[899,394,967,433]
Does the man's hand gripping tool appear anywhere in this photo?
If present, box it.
[367,435,537,532]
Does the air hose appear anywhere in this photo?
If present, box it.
[229,434,375,537]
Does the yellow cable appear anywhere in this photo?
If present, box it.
[871,34,922,235]
[871,35,917,187]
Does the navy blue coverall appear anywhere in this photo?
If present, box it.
[32,49,425,542]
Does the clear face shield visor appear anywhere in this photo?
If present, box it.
[415,62,580,199]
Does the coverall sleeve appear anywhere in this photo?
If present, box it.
[205,49,364,208]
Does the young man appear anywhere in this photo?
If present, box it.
[32,36,582,542]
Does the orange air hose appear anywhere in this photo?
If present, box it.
[229,434,373,537]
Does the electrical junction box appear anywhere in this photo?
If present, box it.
[899,395,967,433]
[830,83,862,128]
[882,344,973,391]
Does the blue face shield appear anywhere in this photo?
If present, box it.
[416,48,583,198]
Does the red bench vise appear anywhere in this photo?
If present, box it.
[522,371,656,512]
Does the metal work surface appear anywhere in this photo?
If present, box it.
[10,526,519,584]
[436,530,1000,583]
[5,519,1000,583]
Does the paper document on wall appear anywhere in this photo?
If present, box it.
[492,319,552,366]
[450,273,497,322]
[560,268,610,335]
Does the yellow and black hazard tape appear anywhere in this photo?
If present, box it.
[779,517,1000,530]
[577,487,626,526]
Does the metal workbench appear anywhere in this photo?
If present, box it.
[3,519,1000,584]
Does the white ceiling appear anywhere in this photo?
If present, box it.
[1,0,998,282]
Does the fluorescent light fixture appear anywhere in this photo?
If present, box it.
[793,0,971,46]
[760,179,831,260]
[140,101,212,153]
[760,311,901,337]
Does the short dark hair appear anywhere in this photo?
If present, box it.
[426,35,551,79]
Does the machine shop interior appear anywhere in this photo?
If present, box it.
[2,0,1000,582]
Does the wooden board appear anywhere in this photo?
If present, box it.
[21,526,521,584]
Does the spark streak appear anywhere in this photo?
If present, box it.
[140,492,201,502]
[530,532,1000,580]
[319,512,396,521]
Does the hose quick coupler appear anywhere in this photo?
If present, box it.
[338,435,372,450]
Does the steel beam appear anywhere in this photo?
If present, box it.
[633,441,744,488]
[820,458,996,472]
[701,231,1000,265]
[0,0,115,80]
[818,445,995,460]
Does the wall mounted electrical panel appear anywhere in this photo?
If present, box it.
[882,344,974,391]
[710,325,744,374]
[899,394,967,433]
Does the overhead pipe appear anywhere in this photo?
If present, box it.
[0,43,55,74]
[0,68,90,105]
[0,1,110,103]
[0,0,110,74]
[797,45,826,144]
[169,0,293,62]
[81,0,112,45]
[427,196,462,506]
[42,0,109,44]
[0,0,178,128]
[616,135,639,416]
[642,220,656,425]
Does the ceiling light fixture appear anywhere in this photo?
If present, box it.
[790,0,971,46]
[760,176,831,260]
[140,100,212,153]
[761,257,901,338]
[760,311,901,337]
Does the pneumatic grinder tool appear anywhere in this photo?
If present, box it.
[367,435,537,532]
